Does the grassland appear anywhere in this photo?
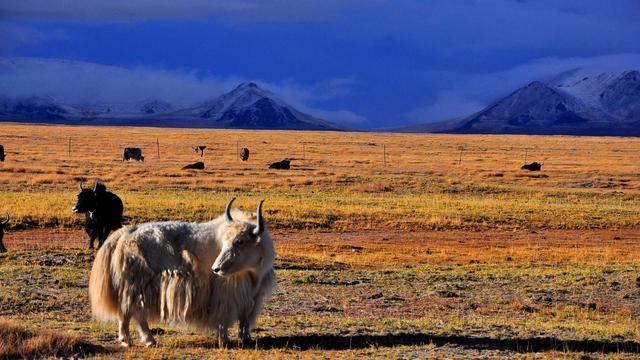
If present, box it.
[0,123,638,232]
[1,123,639,358]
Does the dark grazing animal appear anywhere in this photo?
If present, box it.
[268,159,290,169]
[0,214,9,253]
[521,162,542,171]
[72,181,124,249]
[0,144,4,162]
[193,146,207,157]
[123,147,144,162]
[240,148,250,161]
[182,161,205,170]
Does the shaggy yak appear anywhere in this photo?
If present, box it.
[73,181,124,249]
[521,162,542,171]
[89,198,276,348]
[182,161,205,170]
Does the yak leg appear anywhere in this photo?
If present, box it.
[88,232,97,250]
[133,313,157,347]
[238,320,252,345]
[117,313,132,347]
[98,225,108,248]
[216,325,230,348]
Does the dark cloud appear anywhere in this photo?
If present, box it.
[1,0,639,128]
[0,0,381,23]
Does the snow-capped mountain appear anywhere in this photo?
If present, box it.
[169,82,344,130]
[0,82,344,130]
[0,95,82,122]
[402,69,640,136]
[0,58,346,130]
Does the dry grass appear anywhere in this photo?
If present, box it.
[0,318,102,358]
[1,123,640,358]
[2,229,640,358]
[0,123,638,232]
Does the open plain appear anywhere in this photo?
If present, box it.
[1,123,639,358]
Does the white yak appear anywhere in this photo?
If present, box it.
[89,198,276,347]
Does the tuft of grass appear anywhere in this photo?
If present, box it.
[0,319,103,358]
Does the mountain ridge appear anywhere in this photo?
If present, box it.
[0,82,346,131]
[399,69,640,136]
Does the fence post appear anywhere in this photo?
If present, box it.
[383,143,387,166]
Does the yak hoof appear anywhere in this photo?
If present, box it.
[118,335,132,347]
[240,336,253,347]
[119,340,131,348]
[144,338,158,348]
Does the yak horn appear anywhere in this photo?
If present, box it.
[253,199,265,236]
[93,181,99,192]
[79,181,84,190]
[2,214,9,226]
[225,197,236,223]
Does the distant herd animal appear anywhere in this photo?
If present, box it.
[182,161,205,170]
[521,162,542,171]
[0,214,9,253]
[240,147,250,161]
[73,181,124,249]
[193,146,207,157]
[0,144,4,162]
[89,197,276,347]
[269,159,290,169]
[123,147,144,162]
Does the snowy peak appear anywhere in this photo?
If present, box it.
[549,69,627,108]
[409,68,640,136]
[186,82,344,130]
[0,81,345,130]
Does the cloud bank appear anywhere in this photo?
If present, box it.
[0,57,364,124]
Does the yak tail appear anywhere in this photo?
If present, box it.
[89,229,123,322]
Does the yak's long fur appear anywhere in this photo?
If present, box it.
[89,207,276,347]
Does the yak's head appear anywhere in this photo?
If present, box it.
[72,181,106,214]
[212,197,266,277]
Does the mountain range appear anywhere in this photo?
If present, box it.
[0,82,345,131]
[1,62,639,135]
[401,69,640,136]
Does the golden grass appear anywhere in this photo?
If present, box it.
[0,123,638,232]
[0,318,101,358]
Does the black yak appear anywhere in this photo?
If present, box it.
[0,144,4,162]
[182,161,205,170]
[123,147,144,162]
[72,181,124,249]
[268,159,290,169]
[521,162,542,171]
[240,148,250,161]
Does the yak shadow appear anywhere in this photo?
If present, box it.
[237,333,640,354]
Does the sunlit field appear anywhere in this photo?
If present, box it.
[1,123,640,358]
[0,123,638,232]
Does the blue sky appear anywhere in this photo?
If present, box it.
[1,0,640,128]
